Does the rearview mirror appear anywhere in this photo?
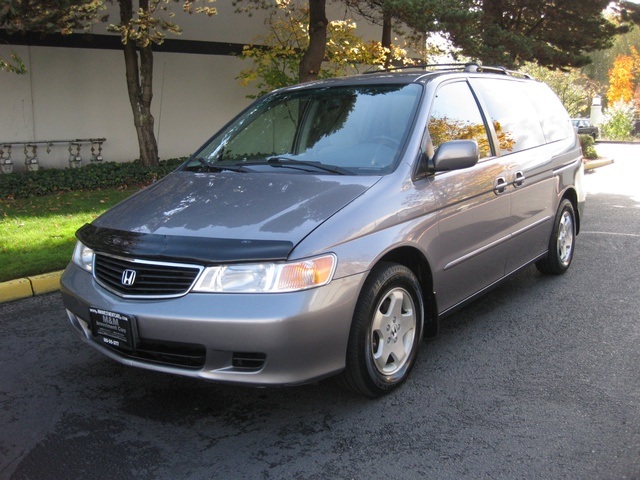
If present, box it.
[432,140,479,172]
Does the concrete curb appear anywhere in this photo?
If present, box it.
[584,158,615,172]
[0,270,64,304]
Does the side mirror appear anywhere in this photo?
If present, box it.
[432,140,479,172]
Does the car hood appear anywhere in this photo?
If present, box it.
[84,171,379,263]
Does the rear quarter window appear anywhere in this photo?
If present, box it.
[524,82,574,142]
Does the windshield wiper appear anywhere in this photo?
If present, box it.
[186,158,248,173]
[266,156,351,175]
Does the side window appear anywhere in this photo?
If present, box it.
[473,79,546,155]
[428,81,492,158]
[525,82,574,142]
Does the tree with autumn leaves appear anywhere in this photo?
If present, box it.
[599,48,640,140]
[607,47,640,105]
[109,0,217,166]
[235,0,416,97]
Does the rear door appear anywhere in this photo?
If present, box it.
[470,78,567,274]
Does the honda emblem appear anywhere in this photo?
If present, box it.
[121,269,137,286]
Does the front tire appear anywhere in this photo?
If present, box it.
[339,262,424,398]
[536,199,576,275]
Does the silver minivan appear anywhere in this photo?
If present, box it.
[61,64,585,397]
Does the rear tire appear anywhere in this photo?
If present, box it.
[339,262,424,398]
[536,199,576,275]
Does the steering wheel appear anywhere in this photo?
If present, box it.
[369,135,401,148]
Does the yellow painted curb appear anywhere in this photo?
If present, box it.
[0,270,64,304]
[28,271,64,295]
[0,278,34,303]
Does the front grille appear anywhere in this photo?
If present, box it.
[104,338,206,369]
[94,253,202,298]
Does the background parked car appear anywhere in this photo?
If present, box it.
[571,118,599,139]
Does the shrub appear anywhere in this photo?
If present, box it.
[0,158,185,199]
[578,134,599,159]
[599,101,635,141]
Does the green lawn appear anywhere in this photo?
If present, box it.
[0,188,139,282]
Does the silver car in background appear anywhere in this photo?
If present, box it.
[61,64,585,397]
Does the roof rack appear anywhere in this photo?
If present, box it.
[364,62,531,79]
[467,64,532,79]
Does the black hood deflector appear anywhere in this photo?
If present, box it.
[77,224,294,264]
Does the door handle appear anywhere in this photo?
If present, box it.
[493,177,508,195]
[514,171,525,188]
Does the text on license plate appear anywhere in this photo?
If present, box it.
[89,307,137,350]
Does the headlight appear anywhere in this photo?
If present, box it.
[72,241,94,272]
[192,254,336,293]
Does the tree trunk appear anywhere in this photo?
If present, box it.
[381,9,392,68]
[298,0,328,83]
[119,0,159,166]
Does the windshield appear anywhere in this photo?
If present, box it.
[183,84,422,175]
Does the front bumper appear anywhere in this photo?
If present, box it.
[61,263,365,386]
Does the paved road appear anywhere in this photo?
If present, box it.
[1,144,639,480]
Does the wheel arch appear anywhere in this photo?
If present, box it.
[561,187,580,234]
[376,246,439,337]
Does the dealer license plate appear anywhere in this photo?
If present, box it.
[89,307,138,350]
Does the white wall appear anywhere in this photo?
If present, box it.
[0,1,387,172]
[1,45,261,169]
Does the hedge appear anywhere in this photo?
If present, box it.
[0,158,185,199]
[578,134,599,160]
